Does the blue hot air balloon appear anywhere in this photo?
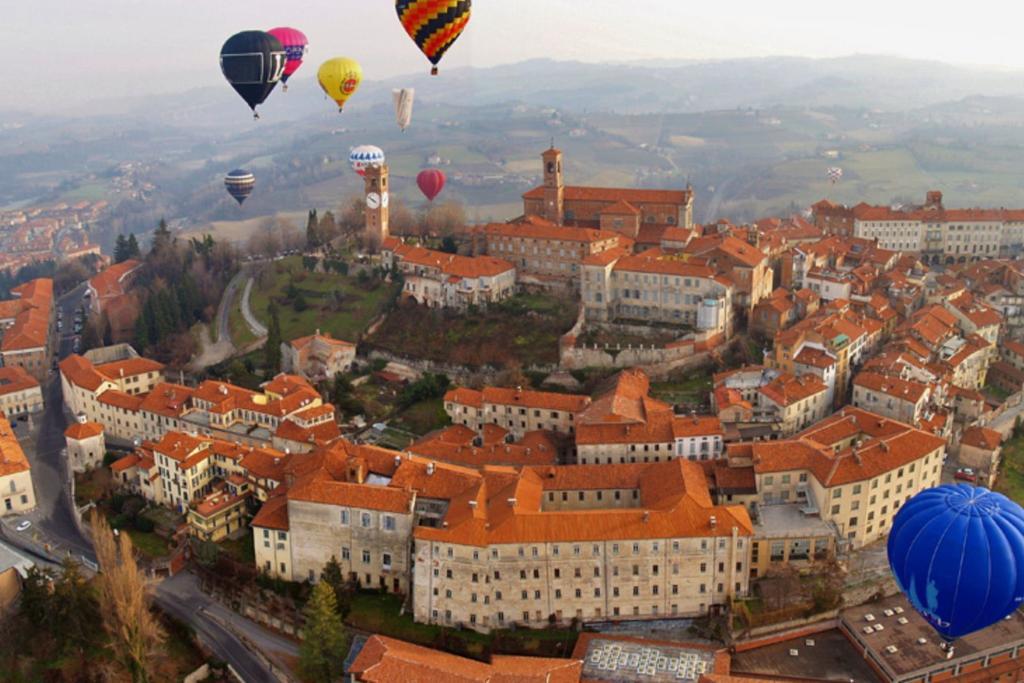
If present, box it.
[888,484,1024,642]
[224,169,255,205]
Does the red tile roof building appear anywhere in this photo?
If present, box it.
[281,330,356,382]
[382,238,517,309]
[0,415,34,517]
[0,278,53,381]
[444,385,590,440]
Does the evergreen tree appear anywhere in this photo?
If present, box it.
[133,311,150,351]
[101,312,113,346]
[264,302,282,375]
[298,581,350,683]
[151,217,172,254]
[320,556,354,618]
[306,209,320,248]
[114,235,128,263]
[126,233,141,259]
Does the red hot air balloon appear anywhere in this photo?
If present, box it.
[267,27,308,91]
[417,169,446,201]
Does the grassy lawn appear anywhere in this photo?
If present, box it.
[369,294,576,368]
[650,367,714,406]
[985,383,1012,403]
[74,468,113,506]
[125,528,171,560]
[229,302,257,346]
[346,592,577,659]
[995,435,1024,505]
[391,398,450,436]
[249,257,399,343]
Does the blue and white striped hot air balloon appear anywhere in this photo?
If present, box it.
[349,145,385,176]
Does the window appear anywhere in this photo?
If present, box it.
[340,509,349,525]
[361,512,372,528]
[342,546,350,560]
[382,515,396,531]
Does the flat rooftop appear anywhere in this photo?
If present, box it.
[841,595,1024,678]
[573,634,723,683]
[756,503,836,540]
[730,628,878,682]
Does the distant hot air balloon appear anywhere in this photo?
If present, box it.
[417,169,446,201]
[349,146,385,176]
[396,0,471,75]
[888,485,1024,646]
[220,31,287,118]
[393,88,415,132]
[224,169,255,205]
[826,166,843,184]
[317,57,363,112]
[267,27,308,91]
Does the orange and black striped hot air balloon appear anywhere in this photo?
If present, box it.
[396,0,471,75]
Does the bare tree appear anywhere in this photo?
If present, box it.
[421,200,467,237]
[92,512,165,683]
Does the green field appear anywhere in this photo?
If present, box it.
[650,367,714,406]
[996,435,1024,506]
[248,256,400,344]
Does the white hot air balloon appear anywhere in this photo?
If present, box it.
[349,145,385,176]
[392,88,415,132]
[826,166,843,184]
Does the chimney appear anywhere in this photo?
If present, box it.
[427,462,435,475]
[468,500,477,508]
[642,511,650,523]
[394,455,401,467]
[507,497,517,507]
[709,515,717,528]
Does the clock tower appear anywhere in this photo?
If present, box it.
[364,162,390,252]
[542,146,564,225]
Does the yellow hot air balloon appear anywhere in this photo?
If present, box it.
[317,57,363,112]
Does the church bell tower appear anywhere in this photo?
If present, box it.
[542,146,564,225]
[364,162,390,252]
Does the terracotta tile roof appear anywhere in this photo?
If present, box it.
[758,373,827,407]
[581,245,631,267]
[961,425,1001,451]
[0,365,39,397]
[388,241,515,279]
[95,357,164,380]
[110,453,140,474]
[138,382,193,417]
[601,199,641,216]
[739,407,946,487]
[97,389,144,411]
[686,235,766,268]
[444,387,483,409]
[274,416,341,446]
[239,448,290,482]
[794,346,836,369]
[853,371,929,403]
[288,331,355,351]
[289,477,413,513]
[611,248,719,279]
[64,421,103,440]
[251,491,289,530]
[89,259,141,298]
[59,354,110,392]
[349,634,582,683]
[0,416,28,477]
[948,292,1003,329]
[476,218,622,245]
[523,184,692,206]
[482,386,590,413]
[0,278,52,352]
[408,427,559,469]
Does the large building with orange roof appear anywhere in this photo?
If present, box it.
[522,147,694,235]
[473,215,625,289]
[0,365,42,418]
[444,385,591,439]
[412,457,752,631]
[579,247,735,335]
[724,406,944,548]
[281,329,356,382]
[382,238,517,309]
[0,415,34,517]
[575,369,725,464]
[0,278,54,381]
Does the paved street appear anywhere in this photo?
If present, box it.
[157,571,297,683]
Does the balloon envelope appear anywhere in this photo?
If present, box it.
[224,169,255,205]
[396,0,471,74]
[318,57,363,112]
[220,31,286,114]
[888,484,1024,641]
[267,27,308,84]
[349,146,385,176]
[393,88,415,131]
[826,166,843,184]
[417,169,446,201]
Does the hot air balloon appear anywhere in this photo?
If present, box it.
[220,31,287,118]
[393,88,415,132]
[888,485,1024,646]
[224,169,255,205]
[417,169,446,201]
[826,166,843,184]
[317,57,362,112]
[349,146,385,176]
[396,0,471,75]
[267,27,308,91]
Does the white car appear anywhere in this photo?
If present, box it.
[15,520,31,532]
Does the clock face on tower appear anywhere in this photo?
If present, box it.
[366,192,381,209]
[381,191,390,208]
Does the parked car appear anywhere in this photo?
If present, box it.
[15,520,31,532]
[955,467,977,482]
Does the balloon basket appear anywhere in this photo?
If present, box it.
[283,84,289,92]
[253,112,260,120]
[431,66,439,76]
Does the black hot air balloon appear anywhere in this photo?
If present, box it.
[220,31,287,118]
[224,169,255,205]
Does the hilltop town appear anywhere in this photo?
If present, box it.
[0,144,1012,680]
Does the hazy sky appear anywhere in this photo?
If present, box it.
[6,0,1024,112]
